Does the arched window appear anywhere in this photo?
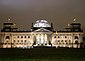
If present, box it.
[13,40,16,42]
[54,36,56,38]
[24,40,27,42]
[75,36,79,39]
[58,36,60,38]
[61,40,63,42]
[6,36,10,39]
[65,36,67,38]
[24,36,26,38]
[17,36,19,38]
[69,40,71,43]
[28,36,30,38]
[75,41,78,44]
[57,40,59,42]
[17,40,19,42]
[65,40,67,42]
[21,40,23,42]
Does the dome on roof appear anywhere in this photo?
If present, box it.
[33,20,51,27]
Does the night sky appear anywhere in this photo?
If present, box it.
[0,0,85,34]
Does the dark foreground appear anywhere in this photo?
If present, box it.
[0,48,85,61]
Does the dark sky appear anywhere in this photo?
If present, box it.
[0,0,85,32]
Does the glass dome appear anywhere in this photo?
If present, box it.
[33,20,51,27]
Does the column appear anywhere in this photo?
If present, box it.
[41,34,44,44]
[45,34,47,44]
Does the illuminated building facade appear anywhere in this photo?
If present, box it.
[0,19,83,48]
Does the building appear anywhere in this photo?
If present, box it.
[0,19,83,48]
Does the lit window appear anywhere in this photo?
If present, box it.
[61,36,63,38]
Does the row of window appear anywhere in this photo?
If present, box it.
[55,42,72,45]
[17,36,30,38]
[54,36,79,39]
[13,40,30,43]
[5,36,30,39]
[55,40,71,43]
[54,36,68,38]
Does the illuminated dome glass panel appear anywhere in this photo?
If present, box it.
[33,20,51,27]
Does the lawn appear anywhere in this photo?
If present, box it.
[0,48,85,61]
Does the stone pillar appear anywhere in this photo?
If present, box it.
[45,34,47,44]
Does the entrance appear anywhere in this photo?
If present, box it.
[34,34,48,46]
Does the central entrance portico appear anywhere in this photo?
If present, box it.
[35,33,47,46]
[31,28,52,47]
